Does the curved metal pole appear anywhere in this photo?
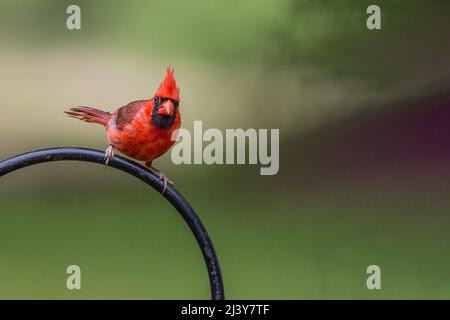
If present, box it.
[0,147,224,300]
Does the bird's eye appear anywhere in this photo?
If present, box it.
[154,96,159,103]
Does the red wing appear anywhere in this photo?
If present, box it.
[115,100,145,130]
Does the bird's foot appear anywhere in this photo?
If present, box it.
[104,145,115,168]
[152,168,173,195]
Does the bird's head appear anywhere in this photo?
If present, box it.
[152,67,180,129]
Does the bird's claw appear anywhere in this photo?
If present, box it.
[157,171,173,195]
[104,145,115,168]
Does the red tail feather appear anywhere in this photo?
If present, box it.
[65,107,111,126]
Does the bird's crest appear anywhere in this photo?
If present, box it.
[156,66,180,100]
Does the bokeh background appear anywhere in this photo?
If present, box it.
[1,0,450,299]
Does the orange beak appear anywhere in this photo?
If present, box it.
[157,100,174,117]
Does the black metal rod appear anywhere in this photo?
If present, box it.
[0,147,224,300]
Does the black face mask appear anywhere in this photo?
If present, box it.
[151,96,179,129]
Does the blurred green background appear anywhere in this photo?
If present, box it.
[1,0,450,299]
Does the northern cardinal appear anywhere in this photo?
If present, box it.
[65,67,181,193]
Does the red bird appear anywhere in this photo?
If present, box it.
[65,67,181,193]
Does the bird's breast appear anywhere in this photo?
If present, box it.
[106,109,180,162]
